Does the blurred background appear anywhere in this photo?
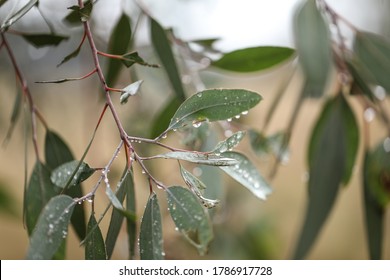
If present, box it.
[0,0,389,259]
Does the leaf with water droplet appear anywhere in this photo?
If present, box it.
[120,80,143,104]
[151,151,239,166]
[26,195,75,260]
[166,186,213,255]
[85,213,106,260]
[105,179,136,223]
[219,152,272,200]
[139,193,164,260]
[0,0,38,32]
[212,131,245,154]
[50,160,96,188]
[166,89,261,132]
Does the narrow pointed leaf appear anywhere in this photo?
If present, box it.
[219,151,272,200]
[212,46,295,72]
[125,170,136,259]
[3,86,22,145]
[106,184,136,222]
[121,52,159,68]
[151,17,186,101]
[85,214,107,260]
[105,13,132,86]
[152,151,238,166]
[57,41,83,67]
[26,195,75,260]
[139,193,164,260]
[21,34,68,48]
[64,0,93,26]
[294,0,332,97]
[120,80,143,104]
[353,31,390,92]
[0,0,38,32]
[212,131,245,154]
[151,96,182,138]
[50,160,95,188]
[166,186,213,255]
[167,89,261,131]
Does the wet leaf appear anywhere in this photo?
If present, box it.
[0,0,38,32]
[50,160,96,188]
[21,34,68,48]
[353,31,390,92]
[139,194,164,260]
[294,0,332,97]
[85,214,107,260]
[105,13,132,86]
[219,151,272,200]
[64,0,93,26]
[152,151,238,166]
[167,89,262,131]
[166,186,213,255]
[26,195,75,260]
[212,131,245,154]
[120,80,143,104]
[150,17,186,101]
[150,96,182,139]
[212,46,295,72]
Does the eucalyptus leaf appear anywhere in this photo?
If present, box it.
[152,151,238,166]
[166,186,213,255]
[21,34,68,48]
[212,46,295,72]
[85,214,107,260]
[139,194,164,260]
[26,195,75,260]
[346,59,375,101]
[219,151,272,200]
[0,0,38,32]
[50,160,95,188]
[120,80,143,104]
[212,131,245,154]
[294,0,332,97]
[121,51,159,68]
[64,0,93,26]
[105,181,136,222]
[57,40,83,67]
[167,89,261,131]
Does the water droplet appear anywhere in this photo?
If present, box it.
[78,201,82,205]
[141,170,146,174]
[224,130,233,138]
[87,198,93,203]
[193,167,203,177]
[242,110,249,115]
[192,121,202,128]
[383,137,390,152]
[197,92,203,98]
[162,133,167,139]
[374,86,386,101]
[227,118,232,122]
[235,115,241,119]
[364,107,376,122]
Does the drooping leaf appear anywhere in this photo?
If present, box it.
[150,17,186,101]
[85,214,107,260]
[44,130,86,241]
[219,151,272,200]
[151,151,238,166]
[64,0,93,26]
[0,0,38,32]
[50,160,96,188]
[120,80,143,104]
[25,161,58,235]
[26,195,75,260]
[363,151,385,259]
[21,34,68,48]
[57,38,84,67]
[105,183,136,222]
[294,93,358,259]
[353,31,390,92]
[212,46,295,72]
[125,170,136,259]
[294,0,332,97]
[121,52,159,68]
[151,96,182,139]
[166,186,213,255]
[167,89,262,132]
[212,131,245,154]
[139,193,164,260]
[105,13,132,86]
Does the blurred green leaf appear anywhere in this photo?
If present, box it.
[3,86,22,145]
[152,151,238,166]
[105,13,132,86]
[150,96,182,139]
[346,60,375,101]
[0,182,18,216]
[219,151,272,200]
[150,17,186,101]
[50,160,95,188]
[0,0,38,32]
[294,93,358,259]
[294,0,332,97]
[139,193,164,260]
[64,0,93,26]
[249,130,288,159]
[212,131,245,154]
[212,46,295,72]
[85,214,107,260]
[363,151,385,259]
[353,31,390,92]
[57,39,83,67]
[21,34,68,48]
[121,51,159,68]
[166,186,213,255]
[124,169,136,259]
[167,89,262,132]
[26,195,75,260]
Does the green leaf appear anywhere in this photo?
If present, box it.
[363,151,385,259]
[150,96,182,139]
[150,17,186,101]
[105,182,137,222]
[152,151,239,166]
[120,80,143,104]
[294,93,358,259]
[219,151,272,200]
[294,0,332,97]
[25,161,57,235]
[125,170,136,259]
[26,195,75,260]
[212,46,295,72]
[105,13,132,86]
[139,193,164,260]
[212,131,245,154]
[166,186,213,255]
[353,31,390,92]
[57,40,83,67]
[64,0,93,26]
[85,214,107,260]
[249,130,288,159]
[121,52,159,68]
[21,34,68,48]
[50,160,95,188]
[0,0,38,32]
[167,89,261,131]
[0,182,18,216]
[346,60,376,101]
